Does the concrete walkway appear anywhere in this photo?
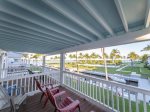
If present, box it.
[116,65,128,71]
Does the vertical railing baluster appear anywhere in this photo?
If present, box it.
[16,79,18,96]
[111,85,114,110]
[128,91,132,112]
[32,77,34,92]
[44,75,46,85]
[136,93,139,112]
[11,80,13,96]
[116,87,119,111]
[79,77,81,92]
[24,77,26,93]
[20,78,22,95]
[6,81,8,94]
[99,82,101,103]
[92,81,94,99]
[86,79,88,96]
[96,81,97,101]
[143,94,147,112]
[107,84,109,106]
[28,77,30,93]
[102,83,105,104]
[82,78,84,93]
[35,77,37,91]
[90,80,91,98]
[122,88,125,112]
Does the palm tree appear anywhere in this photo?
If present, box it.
[90,52,99,59]
[69,54,76,59]
[31,54,43,66]
[104,53,109,59]
[142,45,150,51]
[128,52,139,66]
[128,52,139,61]
[110,49,121,65]
[141,54,148,63]
[22,53,30,64]
[54,56,60,59]
[78,53,83,59]
[84,53,90,63]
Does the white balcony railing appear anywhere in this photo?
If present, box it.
[0,73,59,96]
[1,67,150,112]
[63,71,150,112]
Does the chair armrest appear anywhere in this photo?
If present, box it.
[50,87,59,95]
[41,83,53,88]
[59,100,80,111]
[53,91,66,98]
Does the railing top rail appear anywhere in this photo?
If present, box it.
[63,71,150,95]
[0,73,47,81]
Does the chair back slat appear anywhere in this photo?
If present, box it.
[34,77,44,92]
[46,88,56,107]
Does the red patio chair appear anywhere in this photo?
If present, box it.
[46,87,80,112]
[34,77,53,107]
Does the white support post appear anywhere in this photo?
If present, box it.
[42,55,46,73]
[60,53,65,85]
[0,54,2,78]
[102,48,108,80]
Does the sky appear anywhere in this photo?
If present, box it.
[71,40,150,57]
[48,40,150,59]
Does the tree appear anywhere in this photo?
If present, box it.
[142,45,150,51]
[128,52,139,61]
[90,52,99,59]
[78,53,83,59]
[84,53,90,63]
[22,53,29,59]
[110,49,121,65]
[110,49,120,59]
[54,56,60,59]
[69,54,76,59]
[104,53,109,59]
[31,54,43,66]
[22,53,30,64]
[128,52,139,67]
[141,54,148,63]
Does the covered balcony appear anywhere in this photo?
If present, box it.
[0,0,150,112]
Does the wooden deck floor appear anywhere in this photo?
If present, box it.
[18,86,106,112]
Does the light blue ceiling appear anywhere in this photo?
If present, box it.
[0,0,148,53]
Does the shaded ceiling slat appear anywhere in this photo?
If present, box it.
[145,0,150,28]
[0,28,77,46]
[78,0,114,36]
[43,0,103,40]
[0,36,73,53]
[0,3,90,43]
[0,33,70,48]
[0,18,84,44]
[8,0,96,42]
[114,0,128,32]
[0,24,80,45]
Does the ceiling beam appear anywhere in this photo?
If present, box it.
[0,29,77,48]
[0,35,72,52]
[7,0,94,42]
[114,0,128,32]
[0,18,83,45]
[0,24,79,45]
[0,33,59,48]
[43,0,103,39]
[0,6,89,44]
[78,0,114,36]
[145,0,150,28]
[48,27,150,55]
